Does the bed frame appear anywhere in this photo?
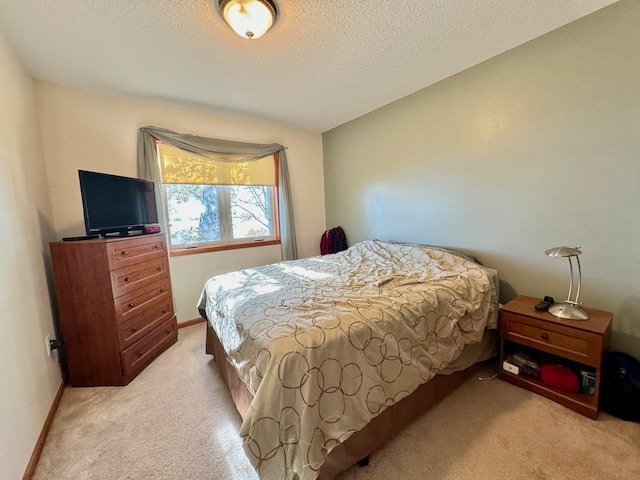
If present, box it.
[205,322,481,479]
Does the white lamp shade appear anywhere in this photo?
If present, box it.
[220,0,276,39]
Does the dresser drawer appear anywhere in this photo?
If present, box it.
[110,257,169,297]
[118,299,174,349]
[501,311,601,367]
[121,316,177,378]
[115,277,172,324]
[106,235,167,270]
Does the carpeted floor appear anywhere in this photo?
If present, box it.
[33,323,640,479]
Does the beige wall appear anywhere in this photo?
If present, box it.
[0,33,61,478]
[323,0,640,357]
[36,84,325,322]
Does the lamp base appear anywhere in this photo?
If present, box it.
[548,303,589,320]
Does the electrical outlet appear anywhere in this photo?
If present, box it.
[45,334,51,357]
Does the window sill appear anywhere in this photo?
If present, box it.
[169,239,281,257]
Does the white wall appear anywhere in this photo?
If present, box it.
[36,84,325,322]
[0,33,61,479]
[323,0,640,357]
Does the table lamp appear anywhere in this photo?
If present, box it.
[544,246,589,320]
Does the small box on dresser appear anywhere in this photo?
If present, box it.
[50,233,178,386]
[498,295,612,419]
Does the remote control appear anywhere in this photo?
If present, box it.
[62,235,99,241]
[535,296,555,311]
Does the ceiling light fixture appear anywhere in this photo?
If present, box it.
[218,0,278,40]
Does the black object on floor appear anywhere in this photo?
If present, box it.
[601,351,640,422]
[357,457,369,467]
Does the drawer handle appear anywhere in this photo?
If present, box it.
[160,288,166,293]
[154,244,160,249]
[128,303,135,308]
[162,309,168,314]
[131,327,138,333]
[136,351,144,358]
[157,266,162,272]
[541,333,549,340]
[121,250,128,256]
[124,277,131,283]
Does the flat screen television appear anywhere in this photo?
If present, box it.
[79,170,158,236]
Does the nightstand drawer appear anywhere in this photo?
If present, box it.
[501,311,601,367]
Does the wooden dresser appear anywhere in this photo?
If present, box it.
[50,233,178,386]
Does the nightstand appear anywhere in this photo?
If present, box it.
[498,295,612,419]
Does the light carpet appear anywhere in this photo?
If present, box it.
[33,323,640,479]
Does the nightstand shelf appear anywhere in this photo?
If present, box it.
[498,296,612,419]
[499,361,598,417]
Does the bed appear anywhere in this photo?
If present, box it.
[197,240,499,479]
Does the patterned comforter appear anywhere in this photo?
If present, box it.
[197,240,498,479]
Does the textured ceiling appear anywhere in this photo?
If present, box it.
[0,0,617,132]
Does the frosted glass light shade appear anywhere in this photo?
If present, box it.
[219,0,277,40]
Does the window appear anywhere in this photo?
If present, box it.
[157,142,279,254]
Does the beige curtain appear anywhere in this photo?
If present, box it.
[137,126,297,260]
